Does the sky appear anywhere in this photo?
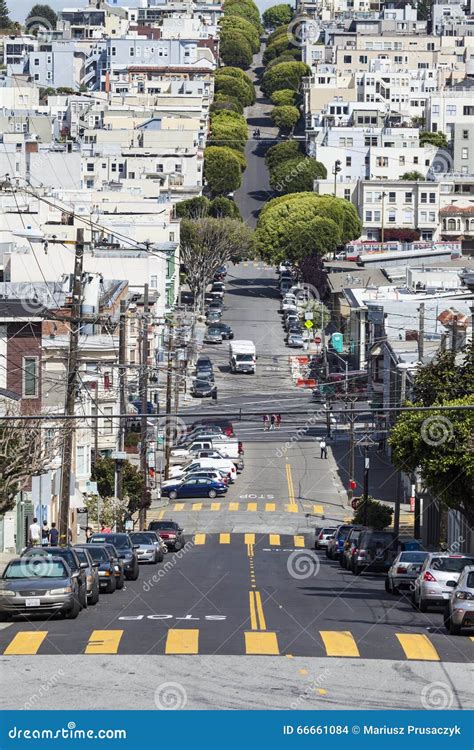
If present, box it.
[11,0,282,22]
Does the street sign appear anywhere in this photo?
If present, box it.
[304,312,313,320]
[304,320,314,329]
[314,336,321,344]
[84,480,98,495]
[111,451,127,460]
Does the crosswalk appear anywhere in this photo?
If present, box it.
[2,627,472,659]
[149,502,325,516]
[191,533,308,548]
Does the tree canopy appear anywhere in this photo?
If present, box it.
[176,195,241,220]
[420,130,448,149]
[271,104,300,131]
[209,109,248,152]
[26,3,57,27]
[204,146,242,195]
[401,171,426,181]
[214,68,256,107]
[223,0,261,31]
[261,61,310,96]
[219,15,260,53]
[263,34,292,64]
[270,88,297,106]
[262,4,293,28]
[220,31,253,68]
[352,497,393,530]
[269,156,327,193]
[0,0,12,27]
[265,139,303,170]
[91,457,145,515]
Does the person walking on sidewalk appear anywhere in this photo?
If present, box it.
[28,517,41,547]
[41,520,50,547]
[49,522,59,546]
[319,438,327,459]
[263,414,269,431]
[270,414,276,430]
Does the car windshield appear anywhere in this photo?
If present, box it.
[195,380,211,387]
[4,559,68,579]
[31,549,78,570]
[237,354,254,361]
[130,533,155,544]
[399,552,428,563]
[74,550,89,564]
[431,557,474,573]
[91,534,131,550]
[154,523,177,531]
[83,546,109,562]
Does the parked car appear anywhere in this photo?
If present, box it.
[385,550,429,593]
[166,469,228,486]
[129,532,164,564]
[190,418,234,437]
[169,457,237,482]
[411,553,474,612]
[285,314,299,331]
[22,546,88,608]
[204,326,223,344]
[148,520,185,551]
[73,546,100,605]
[88,533,139,581]
[75,544,117,594]
[444,565,474,635]
[211,281,225,297]
[206,310,222,324]
[161,477,228,500]
[191,379,217,398]
[287,332,304,348]
[211,322,233,340]
[0,557,82,620]
[314,528,336,550]
[102,543,125,589]
[352,529,398,576]
[326,525,353,560]
[340,526,364,570]
[179,425,223,444]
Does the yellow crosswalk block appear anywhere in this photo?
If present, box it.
[313,505,324,515]
[192,503,202,511]
[173,503,184,511]
[396,634,440,661]
[4,631,47,655]
[245,632,279,654]
[265,503,276,512]
[165,629,199,654]
[320,631,360,657]
[194,534,206,545]
[294,536,305,548]
[245,533,255,545]
[211,503,221,511]
[269,534,280,546]
[286,504,298,513]
[219,533,230,544]
[229,502,239,511]
[86,630,123,655]
[247,503,257,512]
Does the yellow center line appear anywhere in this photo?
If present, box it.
[249,591,258,630]
[286,462,298,511]
[254,591,267,630]
[247,543,254,557]
[244,533,255,545]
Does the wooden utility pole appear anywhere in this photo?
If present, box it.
[59,228,85,545]
[347,396,356,505]
[116,299,128,504]
[418,302,425,361]
[164,320,174,480]
[139,285,149,530]
[451,314,458,353]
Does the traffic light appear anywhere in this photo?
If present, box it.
[334,160,342,174]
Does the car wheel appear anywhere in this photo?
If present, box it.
[89,584,100,606]
[418,596,428,612]
[106,575,117,593]
[385,577,391,593]
[168,490,178,501]
[449,618,461,635]
[174,540,183,551]
[339,555,345,569]
[410,590,418,608]
[127,565,139,581]
[65,596,81,619]
[157,551,164,563]
[80,586,88,609]
[208,489,217,498]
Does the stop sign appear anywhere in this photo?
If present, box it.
[314,336,321,344]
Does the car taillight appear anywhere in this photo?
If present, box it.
[396,566,407,574]
[423,571,436,582]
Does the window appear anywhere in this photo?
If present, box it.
[429,211,436,222]
[429,192,436,203]
[446,105,456,115]
[405,192,412,203]
[344,188,351,201]
[374,210,381,222]
[156,164,163,173]
[130,47,134,56]
[462,147,469,159]
[23,357,38,397]
[169,232,175,242]
[102,407,113,436]
[462,130,469,140]
[118,163,124,172]
[413,156,419,164]
[421,192,427,203]
[111,163,117,172]
[359,55,367,64]
[388,210,396,223]
[365,210,373,222]
[150,275,158,289]
[128,171,135,179]
[399,156,405,166]
[346,156,352,167]
[76,445,90,476]
[87,163,94,172]
[376,157,388,167]
[86,179,94,188]
[432,105,440,114]
[403,210,413,222]
[175,164,182,173]
[388,192,396,203]
[111,47,116,56]
[344,55,352,63]
[366,191,373,203]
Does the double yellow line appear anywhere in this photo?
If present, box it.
[286,462,298,512]
[249,591,267,631]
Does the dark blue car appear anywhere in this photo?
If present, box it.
[326,525,354,560]
[161,477,228,501]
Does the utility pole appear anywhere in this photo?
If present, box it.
[348,397,356,505]
[116,299,127,504]
[451,314,458,353]
[333,159,341,196]
[362,445,370,526]
[139,285,149,530]
[164,319,174,480]
[59,228,85,545]
[381,192,387,249]
[321,300,328,379]
[418,302,425,362]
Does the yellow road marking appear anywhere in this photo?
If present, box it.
[4,631,47,655]
[245,533,255,545]
[194,533,206,545]
[219,533,230,544]
[85,630,123,655]
[265,503,276,512]
[249,591,258,630]
[192,503,202,511]
[294,536,305,548]
[165,629,199,654]
[157,510,165,520]
[245,632,279,654]
[396,634,440,661]
[211,503,221,511]
[286,504,298,513]
[247,503,257,512]
[299,668,308,675]
[254,591,267,630]
[313,505,324,515]
[247,543,254,557]
[229,502,239,511]
[173,503,184,511]
[320,631,360,657]
[269,534,280,546]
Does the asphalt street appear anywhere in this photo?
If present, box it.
[1,261,472,711]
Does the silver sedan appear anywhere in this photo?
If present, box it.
[129,532,164,564]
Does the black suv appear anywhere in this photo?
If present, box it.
[88,533,139,580]
[352,529,398,576]
[75,544,117,594]
[22,546,88,608]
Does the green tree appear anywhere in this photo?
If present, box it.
[266,50,301,68]
[224,0,261,31]
[352,497,393,530]
[412,346,474,406]
[271,104,300,131]
[175,196,211,219]
[262,3,293,28]
[263,34,292,64]
[261,61,310,97]
[267,24,289,44]
[214,71,256,107]
[416,0,431,21]
[91,457,145,514]
[209,196,242,219]
[209,110,248,152]
[270,88,297,106]
[0,0,12,27]
[211,93,244,115]
[220,31,253,68]
[26,3,57,27]
[265,139,303,170]
[420,130,448,149]
[204,146,242,195]
[83,495,129,531]
[269,156,327,193]
[219,15,260,52]
[401,171,425,181]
